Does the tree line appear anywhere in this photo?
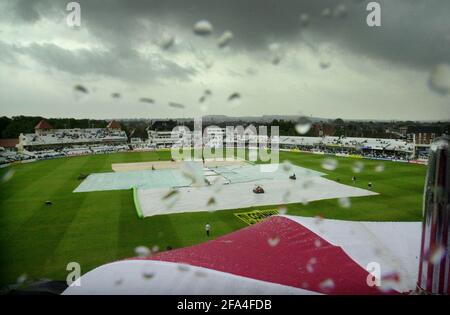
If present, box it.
[0,116,107,139]
[1,116,448,140]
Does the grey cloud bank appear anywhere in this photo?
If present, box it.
[0,0,449,120]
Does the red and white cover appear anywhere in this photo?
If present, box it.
[64,215,421,295]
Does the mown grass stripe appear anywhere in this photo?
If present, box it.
[0,150,427,286]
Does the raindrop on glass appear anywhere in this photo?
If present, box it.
[177,264,190,272]
[218,30,233,48]
[271,55,281,65]
[321,8,332,18]
[211,176,225,193]
[321,158,338,171]
[207,197,216,207]
[199,89,212,104]
[74,84,88,94]
[160,33,175,50]
[354,144,363,152]
[338,197,351,209]
[278,205,288,215]
[374,163,385,172]
[427,63,450,95]
[299,13,310,27]
[142,268,155,280]
[319,59,331,69]
[269,43,282,65]
[180,161,205,186]
[282,189,291,202]
[374,247,383,256]
[1,169,15,183]
[73,84,89,101]
[319,278,335,291]
[295,117,312,134]
[333,4,348,18]
[314,215,324,225]
[302,179,314,189]
[135,246,151,257]
[379,272,400,293]
[282,160,293,172]
[246,67,258,76]
[267,236,280,247]
[194,270,208,278]
[306,257,317,273]
[169,102,185,109]
[429,245,446,265]
[300,197,309,206]
[203,57,214,69]
[162,189,179,200]
[352,161,364,173]
[17,274,27,285]
[228,92,241,107]
[193,20,213,36]
[139,97,154,104]
[314,239,322,248]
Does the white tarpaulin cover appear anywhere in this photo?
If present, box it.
[137,175,377,217]
[64,215,421,295]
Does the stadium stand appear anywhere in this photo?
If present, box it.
[19,128,127,148]
[147,130,192,148]
[1,119,430,166]
[277,136,415,161]
[19,119,128,151]
[0,119,130,164]
[278,136,414,152]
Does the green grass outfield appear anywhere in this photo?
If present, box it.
[0,150,427,286]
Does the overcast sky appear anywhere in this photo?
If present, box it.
[0,0,449,120]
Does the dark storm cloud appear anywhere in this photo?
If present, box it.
[0,41,17,64]
[9,42,196,82]
[11,0,41,23]
[6,0,450,71]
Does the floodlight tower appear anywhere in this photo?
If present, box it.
[417,136,449,294]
